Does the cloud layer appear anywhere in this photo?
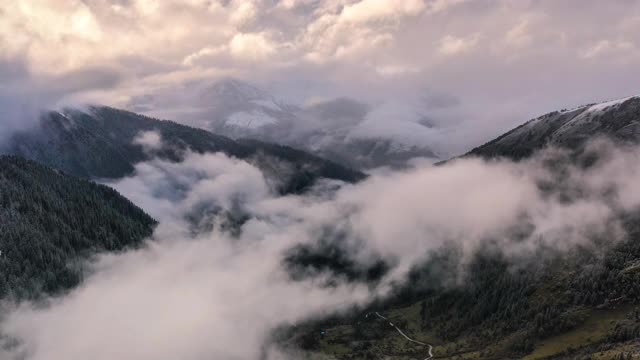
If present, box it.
[3,138,640,359]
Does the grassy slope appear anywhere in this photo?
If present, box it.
[523,306,633,360]
[308,302,638,360]
[290,250,640,360]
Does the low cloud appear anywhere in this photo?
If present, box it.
[3,140,640,359]
[0,56,122,144]
[132,130,164,152]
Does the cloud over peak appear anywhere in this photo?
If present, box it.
[1,0,640,154]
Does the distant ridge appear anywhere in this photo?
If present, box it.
[468,95,640,159]
[2,106,365,195]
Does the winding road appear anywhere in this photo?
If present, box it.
[368,312,434,360]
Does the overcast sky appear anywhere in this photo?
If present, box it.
[2,0,640,151]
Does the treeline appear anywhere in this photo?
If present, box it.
[373,223,640,356]
[290,215,640,358]
[0,156,156,300]
[3,106,364,194]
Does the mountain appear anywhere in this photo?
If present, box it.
[1,106,364,194]
[200,79,299,137]
[285,95,640,360]
[132,78,441,169]
[0,155,156,300]
[468,95,640,159]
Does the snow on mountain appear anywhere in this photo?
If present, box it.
[250,99,283,112]
[130,79,443,169]
[199,78,270,104]
[226,111,279,129]
[587,95,639,113]
[469,95,640,159]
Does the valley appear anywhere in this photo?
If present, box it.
[2,3,640,357]
[2,95,640,359]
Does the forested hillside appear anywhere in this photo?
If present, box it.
[2,106,365,194]
[287,233,640,359]
[288,218,640,359]
[0,156,156,300]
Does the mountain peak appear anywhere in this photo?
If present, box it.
[202,78,271,103]
[468,94,640,159]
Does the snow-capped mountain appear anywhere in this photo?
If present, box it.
[195,79,297,135]
[131,79,441,169]
[468,95,640,159]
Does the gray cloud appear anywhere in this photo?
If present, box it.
[0,55,123,144]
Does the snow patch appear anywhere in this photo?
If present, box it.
[587,95,639,113]
[226,111,279,129]
[556,95,640,134]
[133,130,163,151]
[250,99,282,112]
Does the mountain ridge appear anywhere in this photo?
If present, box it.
[290,93,640,360]
[132,78,441,168]
[1,105,365,194]
[0,155,156,300]
[467,95,640,159]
